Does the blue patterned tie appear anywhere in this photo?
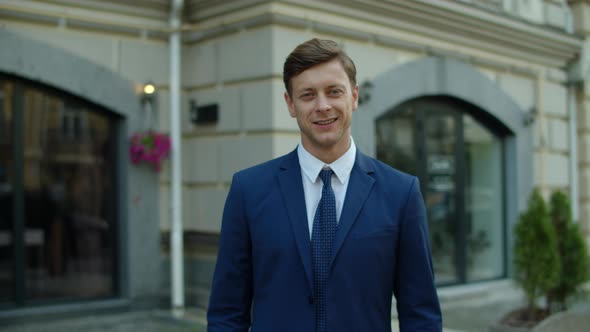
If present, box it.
[312,169,337,332]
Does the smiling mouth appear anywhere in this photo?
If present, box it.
[314,118,337,125]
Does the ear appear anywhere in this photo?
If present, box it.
[284,91,296,118]
[352,84,359,111]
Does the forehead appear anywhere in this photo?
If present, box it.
[291,59,351,91]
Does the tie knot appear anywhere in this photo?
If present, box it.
[318,169,333,187]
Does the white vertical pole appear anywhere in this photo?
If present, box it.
[568,85,579,222]
[563,0,580,222]
[169,0,185,317]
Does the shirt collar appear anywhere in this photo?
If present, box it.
[297,138,357,185]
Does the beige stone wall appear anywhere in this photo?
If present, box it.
[161,3,579,233]
[1,0,582,236]
[163,27,294,232]
[537,73,571,197]
[578,80,590,242]
[581,47,590,244]
[571,0,590,246]
[0,23,169,86]
[449,0,570,29]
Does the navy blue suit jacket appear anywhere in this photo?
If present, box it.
[207,149,442,331]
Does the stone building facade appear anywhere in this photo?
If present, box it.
[0,0,589,318]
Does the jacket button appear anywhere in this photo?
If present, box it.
[308,296,314,304]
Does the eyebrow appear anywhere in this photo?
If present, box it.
[296,84,346,94]
[295,87,315,95]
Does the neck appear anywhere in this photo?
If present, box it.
[302,136,351,164]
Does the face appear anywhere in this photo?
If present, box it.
[284,59,359,162]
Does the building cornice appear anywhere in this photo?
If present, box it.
[0,0,169,37]
[289,0,582,67]
[184,0,582,67]
[38,0,169,21]
[0,0,583,67]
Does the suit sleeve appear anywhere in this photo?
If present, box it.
[394,177,442,332]
[207,174,253,332]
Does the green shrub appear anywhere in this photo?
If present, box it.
[547,191,590,312]
[513,188,560,319]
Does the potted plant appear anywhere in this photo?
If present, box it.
[490,189,589,332]
[129,130,171,172]
[546,191,589,312]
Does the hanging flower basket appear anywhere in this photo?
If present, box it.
[129,131,171,172]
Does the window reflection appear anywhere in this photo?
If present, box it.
[463,114,503,281]
[23,87,115,300]
[376,108,416,175]
[0,78,117,305]
[0,80,14,303]
[424,112,458,284]
[376,98,505,285]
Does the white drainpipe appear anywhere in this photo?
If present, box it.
[562,0,579,222]
[169,0,185,316]
[568,85,579,223]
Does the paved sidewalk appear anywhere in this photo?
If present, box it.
[438,280,526,332]
[0,309,207,332]
[1,309,466,332]
[0,280,539,332]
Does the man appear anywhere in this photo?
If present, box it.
[207,38,442,332]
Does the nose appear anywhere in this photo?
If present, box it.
[316,94,331,112]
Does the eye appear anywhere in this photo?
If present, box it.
[328,88,343,96]
[299,92,314,100]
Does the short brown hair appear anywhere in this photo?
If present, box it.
[283,38,357,96]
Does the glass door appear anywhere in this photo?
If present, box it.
[420,110,462,284]
[462,114,504,282]
[376,97,505,285]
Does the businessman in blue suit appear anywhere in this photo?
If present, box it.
[207,38,442,332]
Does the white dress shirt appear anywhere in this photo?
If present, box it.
[297,139,357,239]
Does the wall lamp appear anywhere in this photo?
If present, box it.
[358,80,373,106]
[189,99,219,125]
[141,82,157,129]
[522,107,536,127]
[142,82,156,105]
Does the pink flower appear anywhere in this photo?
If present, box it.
[129,131,171,172]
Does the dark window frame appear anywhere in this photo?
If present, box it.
[0,73,122,309]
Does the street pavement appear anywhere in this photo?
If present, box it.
[0,309,207,332]
[0,302,499,332]
[4,280,587,332]
[1,308,465,332]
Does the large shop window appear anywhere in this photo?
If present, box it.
[0,76,118,307]
[376,97,506,285]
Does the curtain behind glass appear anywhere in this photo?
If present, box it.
[0,80,14,304]
[21,86,115,301]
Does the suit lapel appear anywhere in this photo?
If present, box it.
[278,150,314,291]
[330,151,375,269]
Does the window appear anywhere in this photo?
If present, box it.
[377,97,506,285]
[0,75,119,307]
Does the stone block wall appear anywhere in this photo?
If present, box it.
[578,93,590,240]
[571,0,590,244]
[0,22,169,84]
[2,0,585,259]
[172,20,578,234]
